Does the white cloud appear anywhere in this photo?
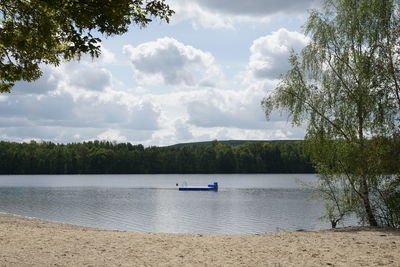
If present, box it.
[123,37,222,87]
[186,87,267,129]
[168,0,320,29]
[1,30,309,146]
[248,28,309,79]
[98,46,117,65]
[0,93,74,121]
[97,129,127,142]
[127,86,150,95]
[136,79,306,146]
[0,95,8,102]
[1,73,305,146]
[0,92,161,143]
[174,119,194,141]
[79,45,117,66]
[66,67,112,92]
[12,65,61,95]
[168,0,234,29]
[209,127,301,141]
[188,0,319,16]
[0,58,163,144]
[124,101,160,130]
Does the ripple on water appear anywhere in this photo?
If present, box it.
[0,174,354,234]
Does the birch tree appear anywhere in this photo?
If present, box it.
[263,0,400,226]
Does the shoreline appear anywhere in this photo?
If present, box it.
[1,213,399,266]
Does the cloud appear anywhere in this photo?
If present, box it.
[0,58,161,144]
[1,74,304,146]
[168,1,234,29]
[169,0,320,28]
[0,93,74,121]
[12,65,61,95]
[124,102,160,130]
[186,83,274,130]
[208,127,304,141]
[176,119,194,139]
[248,28,309,79]
[0,92,161,143]
[97,129,127,142]
[189,0,319,16]
[12,45,116,95]
[79,45,117,66]
[66,67,112,92]
[0,33,308,146]
[123,37,221,87]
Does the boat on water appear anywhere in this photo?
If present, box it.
[178,182,218,192]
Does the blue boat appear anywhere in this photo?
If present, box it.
[179,182,218,192]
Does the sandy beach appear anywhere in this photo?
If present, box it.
[0,213,399,266]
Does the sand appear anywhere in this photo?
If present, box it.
[0,213,399,266]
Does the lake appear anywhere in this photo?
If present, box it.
[0,174,350,234]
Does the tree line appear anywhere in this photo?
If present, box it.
[0,140,314,174]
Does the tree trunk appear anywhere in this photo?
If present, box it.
[357,100,378,227]
[360,174,378,226]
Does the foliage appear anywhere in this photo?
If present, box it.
[0,140,314,174]
[263,0,400,227]
[0,0,174,92]
[371,175,400,228]
[312,175,355,228]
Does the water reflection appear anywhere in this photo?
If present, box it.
[0,187,330,234]
[0,174,344,233]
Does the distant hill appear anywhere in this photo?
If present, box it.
[170,140,304,147]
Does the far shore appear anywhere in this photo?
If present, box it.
[0,213,399,266]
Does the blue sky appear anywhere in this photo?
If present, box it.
[0,0,320,146]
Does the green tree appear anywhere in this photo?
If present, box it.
[215,143,236,173]
[0,140,315,174]
[263,0,400,226]
[198,146,217,173]
[0,0,173,92]
[89,148,115,173]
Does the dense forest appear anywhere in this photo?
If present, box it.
[0,140,314,174]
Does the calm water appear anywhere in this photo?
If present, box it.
[0,174,345,234]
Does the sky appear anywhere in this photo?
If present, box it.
[0,0,321,146]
